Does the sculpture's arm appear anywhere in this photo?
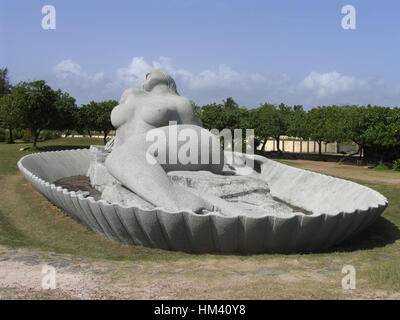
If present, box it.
[179,97,203,127]
[105,135,214,213]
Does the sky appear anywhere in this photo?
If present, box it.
[0,0,399,109]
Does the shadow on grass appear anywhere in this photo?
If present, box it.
[38,145,91,152]
[328,216,400,253]
[203,216,400,256]
[256,150,358,165]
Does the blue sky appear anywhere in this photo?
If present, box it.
[1,0,399,108]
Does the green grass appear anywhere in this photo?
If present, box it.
[0,138,400,298]
[373,164,390,171]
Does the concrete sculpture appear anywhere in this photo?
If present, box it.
[105,69,223,214]
[17,70,388,253]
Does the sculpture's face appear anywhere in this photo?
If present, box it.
[142,69,178,95]
[142,72,153,92]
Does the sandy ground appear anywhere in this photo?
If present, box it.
[279,160,400,185]
[1,244,400,300]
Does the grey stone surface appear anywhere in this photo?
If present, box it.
[13,256,40,266]
[0,248,17,255]
[49,259,74,268]
[232,270,246,276]
[325,265,340,272]
[18,148,388,253]
[91,269,116,275]
[198,270,215,276]
[124,265,142,270]
[259,268,284,275]
[92,152,295,217]
[169,269,185,275]
[103,70,224,214]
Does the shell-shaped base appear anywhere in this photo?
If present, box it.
[17,148,388,253]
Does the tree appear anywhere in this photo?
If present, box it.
[48,90,78,134]
[287,105,308,139]
[340,105,399,161]
[341,105,370,158]
[199,103,227,131]
[0,69,18,143]
[80,100,117,144]
[0,91,23,143]
[305,106,342,156]
[222,97,239,110]
[0,68,12,96]
[249,103,274,151]
[251,103,292,153]
[361,106,398,162]
[14,80,58,148]
[77,104,92,137]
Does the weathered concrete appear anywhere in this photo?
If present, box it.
[105,69,223,214]
[18,149,387,253]
[88,146,296,217]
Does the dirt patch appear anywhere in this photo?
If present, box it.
[1,245,400,300]
[0,259,115,299]
[280,160,400,185]
[54,175,101,200]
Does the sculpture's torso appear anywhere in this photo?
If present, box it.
[113,90,199,145]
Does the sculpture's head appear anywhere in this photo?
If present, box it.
[142,69,178,95]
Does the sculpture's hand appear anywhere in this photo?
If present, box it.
[188,197,217,214]
[175,185,218,214]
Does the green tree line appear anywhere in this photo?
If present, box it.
[0,68,117,148]
[1,68,399,162]
[195,97,400,163]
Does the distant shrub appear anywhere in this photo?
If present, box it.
[13,128,25,140]
[39,130,62,141]
[373,164,390,171]
[22,130,32,143]
[0,128,5,142]
[393,159,400,171]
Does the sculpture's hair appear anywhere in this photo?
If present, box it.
[143,69,179,95]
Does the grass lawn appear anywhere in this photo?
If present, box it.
[0,138,399,299]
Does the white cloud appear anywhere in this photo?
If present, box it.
[54,59,83,78]
[116,56,152,86]
[53,59,104,86]
[113,56,265,91]
[300,72,364,97]
[297,71,391,106]
[51,57,400,108]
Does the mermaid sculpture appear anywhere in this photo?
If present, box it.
[105,69,224,213]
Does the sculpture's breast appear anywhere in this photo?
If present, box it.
[139,97,183,127]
